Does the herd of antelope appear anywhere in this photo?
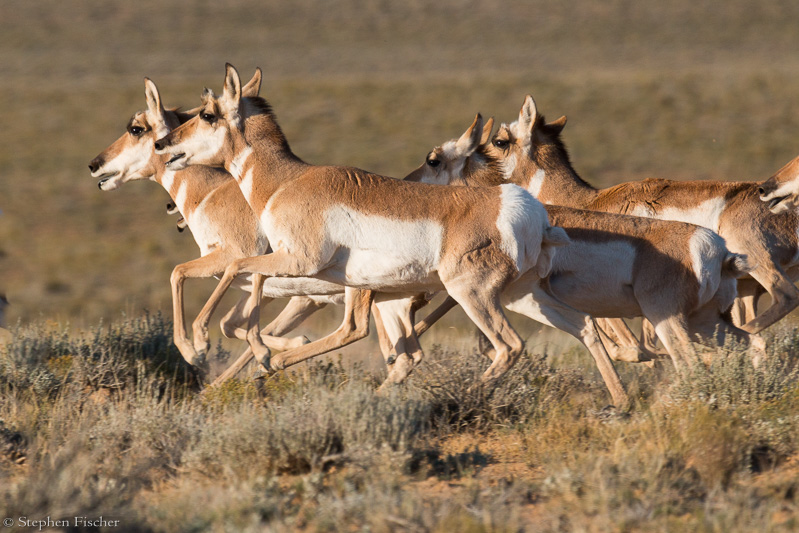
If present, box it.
[87,63,799,407]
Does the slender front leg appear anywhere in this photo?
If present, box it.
[170,251,232,371]
[190,260,252,360]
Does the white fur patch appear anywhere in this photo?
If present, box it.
[159,169,176,196]
[528,168,546,198]
[166,126,227,169]
[655,197,727,232]
[689,228,726,306]
[239,167,255,204]
[495,184,546,274]
[93,140,153,189]
[501,153,517,181]
[257,201,445,291]
[229,145,253,181]
[174,180,189,217]
[321,206,444,290]
[185,201,220,256]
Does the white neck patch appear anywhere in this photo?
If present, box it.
[229,145,253,180]
[528,169,545,198]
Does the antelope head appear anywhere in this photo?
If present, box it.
[89,78,181,191]
[758,155,799,214]
[155,64,258,171]
[404,114,493,185]
[483,95,568,192]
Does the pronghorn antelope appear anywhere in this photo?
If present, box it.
[89,76,348,377]
[153,64,623,399]
[405,114,764,370]
[759,155,799,214]
[473,95,799,337]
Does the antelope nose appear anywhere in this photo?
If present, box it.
[88,158,102,173]
[758,186,766,196]
[154,139,166,151]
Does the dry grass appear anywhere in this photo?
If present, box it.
[0,317,798,531]
[3,1,799,530]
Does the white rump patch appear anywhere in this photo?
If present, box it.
[495,184,547,274]
[689,228,726,305]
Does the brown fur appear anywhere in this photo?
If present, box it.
[153,65,618,399]
[405,114,763,369]
[89,77,345,379]
[484,96,799,335]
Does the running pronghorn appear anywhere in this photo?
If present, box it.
[88,75,463,387]
[89,76,348,378]
[405,114,764,371]
[467,95,799,336]
[153,64,627,400]
[758,155,799,214]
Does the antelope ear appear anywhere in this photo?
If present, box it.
[144,78,165,118]
[480,117,494,145]
[455,114,484,156]
[221,63,243,126]
[546,115,567,135]
[242,67,262,98]
[222,63,242,107]
[519,94,540,135]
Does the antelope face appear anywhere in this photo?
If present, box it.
[484,122,530,184]
[90,78,179,191]
[482,95,567,199]
[405,114,487,186]
[404,141,472,186]
[89,111,162,191]
[758,156,799,214]
[154,91,230,171]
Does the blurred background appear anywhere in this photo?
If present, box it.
[1,0,799,356]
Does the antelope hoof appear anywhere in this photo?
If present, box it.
[256,355,283,375]
[194,359,211,384]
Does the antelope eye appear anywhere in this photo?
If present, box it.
[493,139,509,149]
[426,158,441,168]
[201,113,216,123]
[130,126,144,136]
